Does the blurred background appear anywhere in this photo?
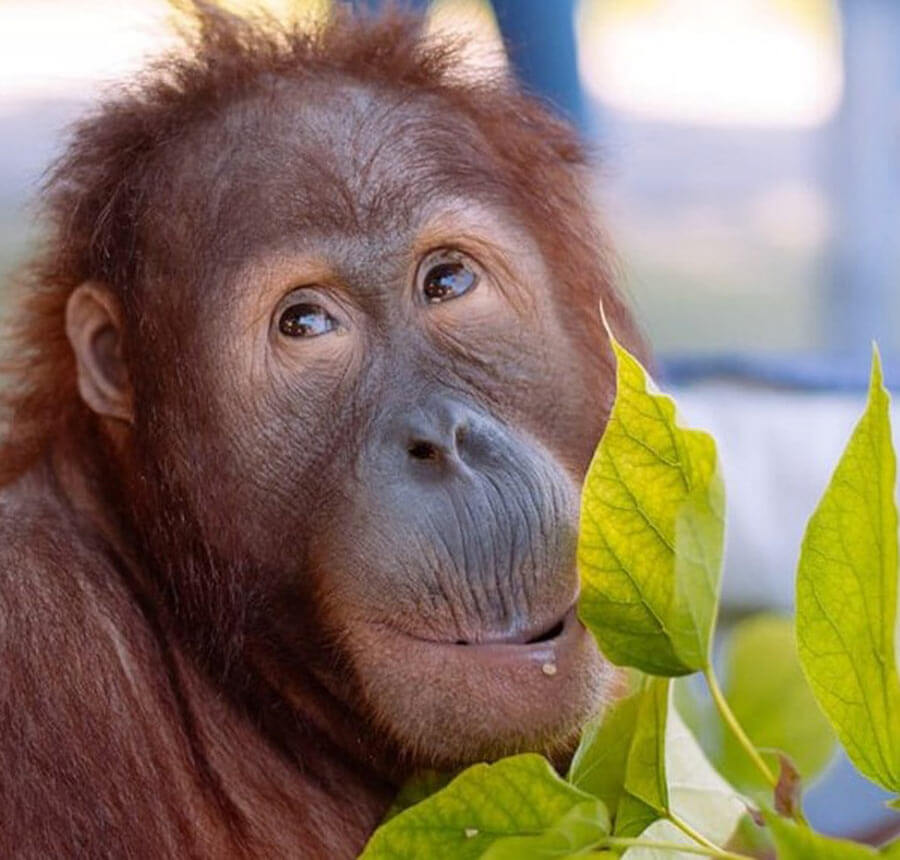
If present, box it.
[1,0,897,845]
[3,0,899,362]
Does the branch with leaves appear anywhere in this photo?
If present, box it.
[361,337,900,859]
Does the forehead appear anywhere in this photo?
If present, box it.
[164,78,511,265]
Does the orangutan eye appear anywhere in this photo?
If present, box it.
[419,251,480,304]
[278,303,338,338]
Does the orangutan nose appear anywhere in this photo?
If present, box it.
[399,397,475,471]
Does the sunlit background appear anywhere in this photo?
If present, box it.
[3,0,896,364]
[1,0,898,844]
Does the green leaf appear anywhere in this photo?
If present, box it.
[766,812,881,859]
[620,678,670,823]
[796,348,900,793]
[612,678,670,839]
[384,770,455,822]
[578,335,725,676]
[365,680,740,860]
[883,839,900,859]
[359,755,593,859]
[481,799,610,859]
[617,686,745,857]
[572,855,617,859]
[613,794,662,843]
[568,690,642,820]
[718,615,836,797]
[727,812,774,858]
[661,710,744,848]
[574,674,742,849]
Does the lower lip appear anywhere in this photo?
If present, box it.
[406,606,583,671]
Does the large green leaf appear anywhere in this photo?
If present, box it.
[765,813,882,859]
[660,709,745,847]
[568,678,669,841]
[619,687,744,859]
[617,677,670,835]
[578,335,725,676]
[572,674,742,851]
[614,678,670,837]
[568,690,642,820]
[359,755,593,859]
[718,615,835,797]
[481,799,610,859]
[796,349,900,793]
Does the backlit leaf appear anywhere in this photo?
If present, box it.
[796,348,900,793]
[662,710,744,847]
[578,334,724,676]
[567,677,670,840]
[619,695,744,858]
[359,755,593,860]
[481,799,610,859]
[618,677,670,830]
[766,812,881,859]
[573,674,742,850]
[568,690,642,820]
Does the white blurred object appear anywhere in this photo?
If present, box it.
[578,0,842,127]
[673,383,899,612]
[0,1,171,109]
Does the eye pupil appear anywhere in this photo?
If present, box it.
[278,303,336,338]
[423,261,477,303]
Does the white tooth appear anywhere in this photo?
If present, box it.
[541,662,557,676]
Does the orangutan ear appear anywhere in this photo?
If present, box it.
[66,282,133,424]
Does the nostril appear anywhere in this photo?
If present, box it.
[454,424,467,448]
[408,440,439,461]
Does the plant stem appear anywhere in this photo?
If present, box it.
[605,836,752,860]
[669,811,727,852]
[703,667,776,787]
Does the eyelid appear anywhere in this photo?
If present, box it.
[272,284,352,321]
[275,284,326,310]
[454,237,534,315]
[419,233,523,293]
[422,245,484,271]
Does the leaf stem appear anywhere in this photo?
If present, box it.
[703,667,776,787]
[669,811,727,852]
[605,836,752,860]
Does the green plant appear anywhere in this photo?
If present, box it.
[361,336,900,859]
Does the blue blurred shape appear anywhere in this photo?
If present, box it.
[660,352,900,392]
[490,0,587,133]
[805,751,896,838]
[346,0,589,134]
[827,1,900,358]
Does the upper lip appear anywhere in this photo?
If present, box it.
[457,607,572,646]
[395,605,576,648]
